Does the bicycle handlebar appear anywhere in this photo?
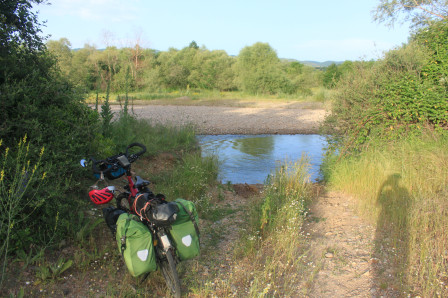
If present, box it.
[90,143,147,174]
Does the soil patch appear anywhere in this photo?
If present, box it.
[303,190,401,297]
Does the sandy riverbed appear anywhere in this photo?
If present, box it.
[111,104,327,135]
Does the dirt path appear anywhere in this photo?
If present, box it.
[303,190,405,297]
[193,187,395,297]
[304,191,377,297]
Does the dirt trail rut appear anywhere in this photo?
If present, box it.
[304,191,380,297]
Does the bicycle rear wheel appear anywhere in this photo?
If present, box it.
[159,248,181,298]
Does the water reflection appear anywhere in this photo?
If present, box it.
[197,134,326,184]
[233,136,274,157]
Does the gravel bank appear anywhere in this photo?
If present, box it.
[111,105,326,135]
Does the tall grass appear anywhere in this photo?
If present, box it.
[233,157,314,296]
[94,114,197,157]
[323,135,448,296]
[87,88,331,105]
[149,152,219,212]
[0,137,47,288]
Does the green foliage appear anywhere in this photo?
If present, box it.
[153,153,218,204]
[188,40,199,49]
[0,0,101,277]
[259,157,311,234]
[322,61,358,88]
[322,63,342,88]
[48,37,324,96]
[100,79,114,136]
[0,0,46,83]
[0,137,47,287]
[14,247,45,270]
[46,38,73,77]
[35,257,73,284]
[234,42,293,94]
[413,19,448,91]
[102,114,197,157]
[233,158,313,296]
[74,211,103,246]
[324,21,448,153]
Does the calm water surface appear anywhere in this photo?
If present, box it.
[197,134,326,184]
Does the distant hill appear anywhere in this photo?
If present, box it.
[300,60,344,68]
[279,58,345,68]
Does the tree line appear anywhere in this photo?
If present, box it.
[46,39,324,96]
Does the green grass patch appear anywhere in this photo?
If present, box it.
[86,88,331,108]
[93,114,197,158]
[149,152,219,212]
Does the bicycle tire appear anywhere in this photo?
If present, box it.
[116,192,131,212]
[159,248,181,298]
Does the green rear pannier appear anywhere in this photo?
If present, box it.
[116,213,157,277]
[170,198,200,261]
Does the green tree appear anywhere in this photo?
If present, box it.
[70,43,97,90]
[0,0,46,84]
[189,40,199,49]
[156,47,194,89]
[322,61,355,88]
[46,38,73,77]
[188,49,236,90]
[235,42,292,94]
[322,63,342,88]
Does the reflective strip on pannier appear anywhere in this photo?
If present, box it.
[116,213,157,277]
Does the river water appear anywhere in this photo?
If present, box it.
[197,134,327,184]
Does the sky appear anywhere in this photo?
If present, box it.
[34,0,412,62]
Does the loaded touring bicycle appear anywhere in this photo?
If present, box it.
[81,143,200,297]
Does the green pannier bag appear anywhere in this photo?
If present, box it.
[116,213,157,277]
[170,198,200,261]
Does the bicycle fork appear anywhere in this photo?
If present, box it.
[158,231,173,253]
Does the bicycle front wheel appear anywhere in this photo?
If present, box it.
[159,248,181,298]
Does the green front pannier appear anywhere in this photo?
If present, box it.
[170,198,200,261]
[116,213,157,277]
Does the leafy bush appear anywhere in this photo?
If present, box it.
[323,21,448,153]
[0,0,99,254]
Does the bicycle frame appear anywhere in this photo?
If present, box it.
[125,169,138,205]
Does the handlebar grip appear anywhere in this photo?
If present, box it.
[92,159,115,174]
[126,143,146,157]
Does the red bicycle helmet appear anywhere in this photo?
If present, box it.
[89,186,115,205]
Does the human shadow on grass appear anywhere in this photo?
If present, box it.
[373,174,412,295]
